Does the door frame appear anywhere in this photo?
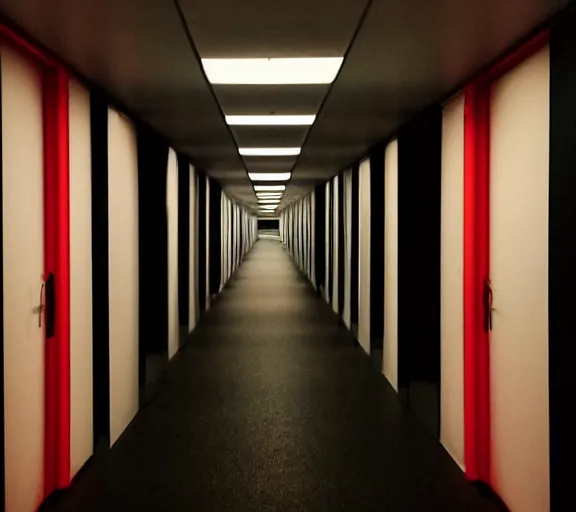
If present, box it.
[462,31,549,485]
[0,24,71,501]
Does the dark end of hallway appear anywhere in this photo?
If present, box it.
[42,240,503,512]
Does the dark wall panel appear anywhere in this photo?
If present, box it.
[370,146,385,349]
[90,92,111,450]
[197,173,207,313]
[136,123,169,406]
[209,179,222,298]
[397,107,442,439]
[258,218,279,230]
[549,16,575,508]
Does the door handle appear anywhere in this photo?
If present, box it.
[34,283,45,327]
[45,273,55,338]
[483,279,493,332]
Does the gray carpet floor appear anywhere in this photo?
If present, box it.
[44,239,503,511]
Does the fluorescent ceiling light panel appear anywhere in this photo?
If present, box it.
[249,172,291,181]
[240,147,300,156]
[226,115,315,126]
[258,199,281,204]
[202,58,343,84]
[260,205,278,210]
[256,192,283,197]
[254,185,285,192]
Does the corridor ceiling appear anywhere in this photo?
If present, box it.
[0,0,571,214]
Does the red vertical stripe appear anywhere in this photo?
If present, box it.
[54,67,70,490]
[43,67,71,494]
[43,69,58,497]
[463,82,491,482]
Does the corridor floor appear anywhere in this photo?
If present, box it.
[46,240,503,512]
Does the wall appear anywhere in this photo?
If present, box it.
[383,139,398,391]
[440,94,465,469]
[1,43,45,512]
[358,159,371,354]
[332,176,339,313]
[343,170,352,328]
[107,108,139,446]
[69,78,94,477]
[167,148,179,360]
[188,164,197,332]
[489,46,550,512]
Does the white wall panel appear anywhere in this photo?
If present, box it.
[220,194,226,288]
[2,45,45,512]
[440,94,465,469]
[205,177,211,308]
[69,78,93,478]
[167,148,179,360]
[332,177,339,313]
[325,182,330,302]
[108,108,139,446]
[311,193,316,285]
[489,47,550,512]
[383,140,399,390]
[358,159,371,354]
[343,171,352,328]
[188,164,197,331]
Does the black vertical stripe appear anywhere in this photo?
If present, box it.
[177,154,190,329]
[549,17,575,508]
[136,123,169,406]
[397,107,442,438]
[90,92,111,451]
[209,179,222,297]
[370,145,385,349]
[197,172,207,313]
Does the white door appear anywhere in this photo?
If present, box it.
[489,46,550,512]
[2,45,46,512]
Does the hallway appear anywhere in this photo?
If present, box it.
[45,240,500,512]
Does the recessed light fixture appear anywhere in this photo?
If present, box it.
[240,147,300,156]
[254,185,285,192]
[249,172,291,181]
[226,115,316,126]
[256,192,283,198]
[258,199,281,204]
[260,205,278,210]
[201,58,344,85]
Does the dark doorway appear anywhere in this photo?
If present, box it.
[177,154,190,341]
[197,173,207,314]
[370,145,385,369]
[397,107,442,439]
[314,185,326,294]
[136,121,169,408]
[208,179,222,300]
